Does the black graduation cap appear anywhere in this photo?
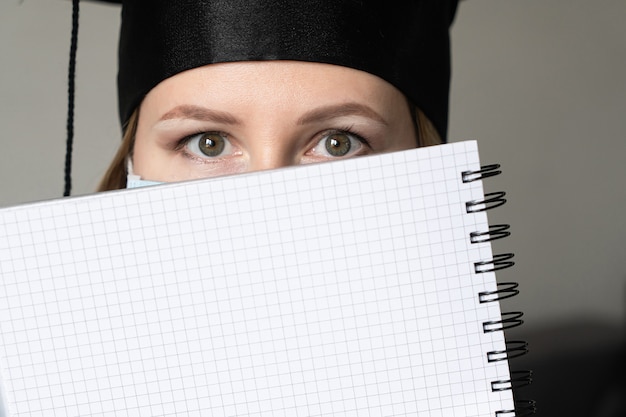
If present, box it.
[90,0,458,141]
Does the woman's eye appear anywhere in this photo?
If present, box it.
[182,132,232,158]
[312,132,364,158]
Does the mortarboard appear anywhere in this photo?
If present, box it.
[88,0,458,141]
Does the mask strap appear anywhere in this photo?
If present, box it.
[126,157,163,189]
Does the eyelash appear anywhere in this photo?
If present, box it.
[172,126,372,159]
[322,126,371,148]
[174,130,222,150]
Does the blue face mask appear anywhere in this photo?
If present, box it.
[126,158,163,189]
[127,178,163,189]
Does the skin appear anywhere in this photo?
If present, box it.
[132,61,418,182]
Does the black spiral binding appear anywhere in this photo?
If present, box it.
[463,164,536,417]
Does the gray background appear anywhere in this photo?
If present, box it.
[1,0,625,414]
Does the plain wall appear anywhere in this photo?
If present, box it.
[2,0,625,412]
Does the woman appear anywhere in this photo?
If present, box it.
[94,0,458,190]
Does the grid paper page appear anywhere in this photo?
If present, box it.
[0,141,515,416]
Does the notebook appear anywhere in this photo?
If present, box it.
[0,140,526,417]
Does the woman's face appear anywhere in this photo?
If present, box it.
[133,61,418,182]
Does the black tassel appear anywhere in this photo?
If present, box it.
[64,0,80,197]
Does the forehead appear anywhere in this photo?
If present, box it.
[141,61,409,113]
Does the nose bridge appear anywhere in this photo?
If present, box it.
[247,130,298,172]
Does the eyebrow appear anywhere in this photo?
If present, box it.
[297,102,388,126]
[158,102,387,126]
[159,105,241,125]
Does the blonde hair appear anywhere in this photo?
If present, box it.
[415,107,443,147]
[97,110,138,192]
[97,106,442,192]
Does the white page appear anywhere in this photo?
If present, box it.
[0,141,515,416]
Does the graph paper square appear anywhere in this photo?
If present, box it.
[0,141,514,416]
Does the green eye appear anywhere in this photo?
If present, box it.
[325,133,352,157]
[198,133,226,157]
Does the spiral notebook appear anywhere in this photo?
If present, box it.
[0,140,531,417]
